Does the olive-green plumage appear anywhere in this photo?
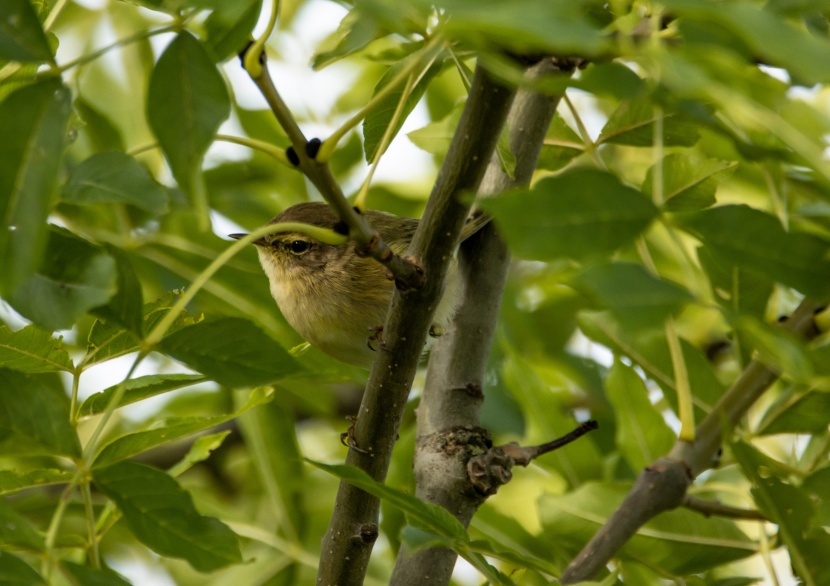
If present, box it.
[248,202,464,367]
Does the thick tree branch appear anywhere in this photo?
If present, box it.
[561,298,823,584]
[240,45,424,289]
[316,64,517,586]
[390,59,570,586]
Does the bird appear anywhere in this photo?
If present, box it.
[231,202,487,367]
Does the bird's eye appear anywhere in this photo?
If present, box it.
[288,240,311,255]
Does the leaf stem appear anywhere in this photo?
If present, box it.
[354,71,418,210]
[666,317,695,441]
[80,479,100,568]
[244,0,280,78]
[318,37,444,164]
[52,25,179,76]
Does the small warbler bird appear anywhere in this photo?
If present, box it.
[232,202,485,368]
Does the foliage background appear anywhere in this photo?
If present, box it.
[1,0,830,584]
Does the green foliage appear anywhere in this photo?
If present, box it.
[1,0,829,584]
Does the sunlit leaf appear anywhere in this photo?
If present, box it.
[0,369,80,457]
[598,95,700,147]
[0,469,73,496]
[732,441,830,585]
[0,79,71,296]
[93,460,242,572]
[364,55,444,163]
[93,387,272,467]
[733,315,814,382]
[536,116,584,172]
[203,0,262,62]
[757,389,830,435]
[643,155,736,212]
[429,0,608,57]
[84,292,198,367]
[676,205,830,299]
[0,0,52,62]
[62,152,168,214]
[158,317,301,387]
[0,325,74,373]
[539,482,756,574]
[312,7,382,69]
[605,361,675,470]
[79,373,206,417]
[407,102,462,158]
[147,32,230,195]
[482,168,659,261]
[571,262,693,329]
[502,354,603,486]
[664,0,830,85]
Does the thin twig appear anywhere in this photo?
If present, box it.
[240,45,425,289]
[682,495,767,521]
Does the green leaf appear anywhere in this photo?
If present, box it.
[732,315,814,382]
[84,292,198,367]
[502,354,603,486]
[605,360,676,470]
[539,482,756,574]
[74,98,125,153]
[406,102,462,158]
[92,247,145,337]
[757,389,830,435]
[61,561,130,586]
[239,399,305,540]
[571,262,693,329]
[147,32,230,195]
[732,441,830,585]
[158,317,301,387]
[697,246,773,321]
[309,460,467,540]
[0,0,53,62]
[62,152,168,214]
[203,0,262,62]
[430,0,608,57]
[482,168,659,261]
[676,204,830,299]
[663,0,830,85]
[536,116,584,172]
[93,460,242,572]
[0,468,73,496]
[170,430,231,476]
[0,498,44,550]
[0,79,72,296]
[643,155,736,212]
[0,369,81,457]
[598,95,700,147]
[93,387,272,467]
[8,226,117,331]
[79,373,206,418]
[312,7,381,69]
[0,325,74,373]
[578,314,725,417]
[0,551,44,585]
[363,55,444,163]
[308,460,514,584]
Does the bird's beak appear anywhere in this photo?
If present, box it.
[229,233,267,246]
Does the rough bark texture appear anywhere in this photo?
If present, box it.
[316,65,516,586]
[390,58,568,586]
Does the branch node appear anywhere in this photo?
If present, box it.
[306,137,322,159]
[353,524,378,544]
